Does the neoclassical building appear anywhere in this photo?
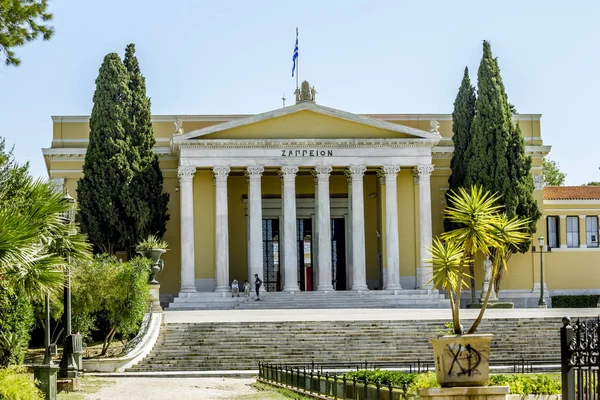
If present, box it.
[43,92,600,306]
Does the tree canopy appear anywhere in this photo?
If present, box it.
[0,0,54,66]
[542,158,566,186]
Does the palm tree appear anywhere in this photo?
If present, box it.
[428,186,530,334]
[0,174,91,299]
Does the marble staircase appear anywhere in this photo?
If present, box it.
[127,317,563,372]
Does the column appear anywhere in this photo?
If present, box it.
[579,215,587,248]
[559,215,567,248]
[213,166,230,292]
[246,166,264,284]
[347,165,368,291]
[381,165,402,290]
[416,165,434,289]
[314,165,333,291]
[178,166,197,293]
[280,166,300,292]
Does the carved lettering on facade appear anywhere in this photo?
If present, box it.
[280,149,334,157]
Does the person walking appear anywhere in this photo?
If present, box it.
[254,274,262,301]
[243,280,250,297]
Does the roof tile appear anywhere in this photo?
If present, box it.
[544,186,600,200]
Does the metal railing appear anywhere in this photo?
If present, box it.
[259,362,404,399]
[561,316,600,400]
[120,302,153,356]
[259,358,563,400]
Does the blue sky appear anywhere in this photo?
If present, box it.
[1,0,599,184]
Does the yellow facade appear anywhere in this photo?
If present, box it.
[43,105,600,301]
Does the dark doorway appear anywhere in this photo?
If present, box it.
[262,219,280,292]
[331,218,347,290]
[296,219,313,291]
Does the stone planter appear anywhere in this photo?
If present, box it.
[137,249,166,284]
[430,333,493,387]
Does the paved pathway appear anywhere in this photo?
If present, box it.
[84,377,256,400]
[163,307,598,324]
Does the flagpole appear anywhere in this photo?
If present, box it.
[295,27,299,92]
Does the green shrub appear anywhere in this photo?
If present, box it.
[551,295,599,308]
[345,369,417,388]
[0,279,34,367]
[0,366,43,400]
[343,370,561,396]
[488,374,561,395]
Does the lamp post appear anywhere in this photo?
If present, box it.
[59,192,78,378]
[536,235,547,308]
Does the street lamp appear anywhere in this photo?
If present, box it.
[59,192,78,378]
[536,235,547,308]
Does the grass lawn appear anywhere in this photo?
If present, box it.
[57,376,112,400]
[228,382,315,399]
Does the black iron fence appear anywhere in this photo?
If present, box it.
[561,316,600,400]
[258,362,406,400]
[259,358,562,400]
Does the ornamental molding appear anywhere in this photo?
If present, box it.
[177,166,196,180]
[50,178,65,194]
[178,138,439,150]
[533,174,544,190]
[279,166,299,179]
[212,166,231,183]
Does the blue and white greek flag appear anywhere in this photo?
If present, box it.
[292,28,298,77]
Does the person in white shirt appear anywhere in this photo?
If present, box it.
[231,279,239,297]
[243,280,250,297]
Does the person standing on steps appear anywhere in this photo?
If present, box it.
[254,274,262,301]
[243,280,250,297]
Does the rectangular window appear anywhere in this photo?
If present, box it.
[566,216,579,248]
[547,216,559,248]
[586,216,599,248]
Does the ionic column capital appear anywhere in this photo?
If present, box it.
[345,165,367,181]
[313,165,333,181]
[279,166,299,180]
[379,165,401,182]
[178,166,196,181]
[413,165,434,183]
[212,166,231,183]
[245,166,264,181]
[416,164,434,177]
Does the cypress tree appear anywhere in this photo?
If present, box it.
[77,53,133,254]
[122,44,169,252]
[446,66,477,303]
[465,41,512,195]
[446,66,476,231]
[464,41,541,293]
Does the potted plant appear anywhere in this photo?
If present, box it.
[136,235,169,284]
[427,186,530,387]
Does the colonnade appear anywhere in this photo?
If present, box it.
[177,164,434,294]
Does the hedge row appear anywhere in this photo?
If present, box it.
[551,295,600,308]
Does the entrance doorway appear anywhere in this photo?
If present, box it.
[262,219,280,292]
[261,215,347,292]
[296,219,313,291]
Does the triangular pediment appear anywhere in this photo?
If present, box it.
[173,102,439,142]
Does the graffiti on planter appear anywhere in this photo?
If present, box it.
[446,343,487,377]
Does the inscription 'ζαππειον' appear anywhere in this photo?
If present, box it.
[281,149,334,157]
